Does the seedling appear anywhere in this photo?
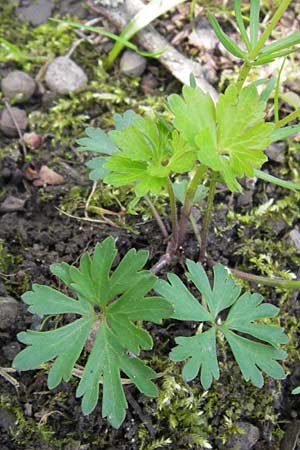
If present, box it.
[13,0,299,430]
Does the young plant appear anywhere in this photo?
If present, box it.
[12,0,299,432]
[77,0,300,284]
[13,237,172,428]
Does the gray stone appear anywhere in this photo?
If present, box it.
[0,107,28,137]
[3,341,21,361]
[237,189,253,208]
[0,407,17,433]
[45,57,88,94]
[0,296,18,330]
[265,142,286,163]
[225,421,260,450]
[1,70,36,102]
[94,0,124,6]
[188,17,219,51]
[16,0,54,26]
[120,50,147,77]
[289,228,300,250]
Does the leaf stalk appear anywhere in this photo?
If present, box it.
[199,171,217,262]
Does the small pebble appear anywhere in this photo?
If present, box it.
[45,57,88,94]
[16,0,54,26]
[0,296,18,330]
[0,107,28,137]
[224,421,260,450]
[120,50,147,77]
[1,70,36,102]
[0,407,17,433]
[188,17,219,51]
[265,142,286,163]
[3,341,21,361]
[289,228,300,250]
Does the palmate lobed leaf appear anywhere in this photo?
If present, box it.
[13,237,173,428]
[156,261,287,390]
[168,83,274,192]
[104,115,196,196]
[79,109,196,196]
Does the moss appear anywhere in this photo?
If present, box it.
[136,357,284,449]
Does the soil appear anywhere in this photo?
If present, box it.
[0,1,300,449]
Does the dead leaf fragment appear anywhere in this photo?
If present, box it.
[32,165,65,187]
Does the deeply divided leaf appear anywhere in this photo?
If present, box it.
[156,261,287,390]
[13,237,173,428]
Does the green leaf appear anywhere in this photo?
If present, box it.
[234,0,251,51]
[168,84,216,148]
[169,83,273,192]
[260,77,276,102]
[76,127,118,155]
[271,124,300,142]
[13,238,173,428]
[292,386,300,395]
[114,110,139,130]
[208,13,248,59]
[158,261,287,390]
[172,179,207,205]
[186,261,241,319]
[250,0,260,48]
[170,328,219,389]
[104,115,196,196]
[255,47,299,65]
[259,31,300,55]
[222,330,286,387]
[86,157,110,181]
[155,272,213,322]
[213,84,273,190]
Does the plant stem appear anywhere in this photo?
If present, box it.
[249,0,292,59]
[236,0,292,91]
[145,195,169,239]
[274,109,300,129]
[207,259,300,289]
[236,61,252,91]
[177,165,207,246]
[167,177,178,245]
[199,171,217,262]
[230,267,300,289]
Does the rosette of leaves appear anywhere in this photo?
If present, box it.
[156,261,288,389]
[77,110,196,196]
[168,83,274,192]
[13,237,173,428]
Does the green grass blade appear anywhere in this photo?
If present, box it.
[107,0,187,65]
[254,169,300,192]
[234,0,251,51]
[51,19,165,60]
[250,0,260,48]
[208,13,248,59]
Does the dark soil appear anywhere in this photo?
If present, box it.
[1,1,300,449]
